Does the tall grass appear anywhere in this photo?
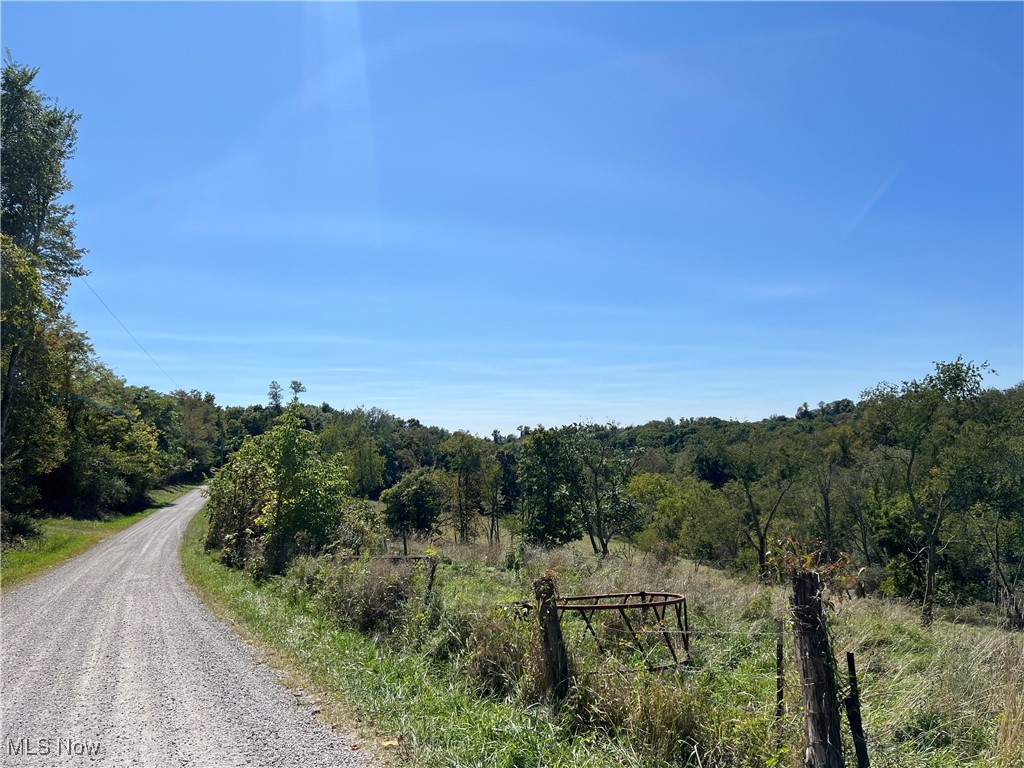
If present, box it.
[997,645,1024,767]
[182,510,659,768]
[185,519,1021,768]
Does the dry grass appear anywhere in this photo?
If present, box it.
[997,645,1024,767]
[208,525,1023,768]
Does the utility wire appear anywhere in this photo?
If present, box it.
[78,276,182,391]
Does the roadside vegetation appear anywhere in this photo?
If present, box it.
[184,507,1022,768]
[1,483,197,588]
[186,356,1022,767]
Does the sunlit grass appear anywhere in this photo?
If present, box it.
[181,517,1021,768]
[180,509,653,768]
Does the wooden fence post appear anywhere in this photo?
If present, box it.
[534,574,570,705]
[792,571,844,768]
[424,556,439,606]
[844,652,870,768]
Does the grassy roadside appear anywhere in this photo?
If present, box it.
[1,483,199,589]
[179,508,654,768]
[183,513,1024,768]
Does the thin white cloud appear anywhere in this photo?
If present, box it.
[842,166,904,240]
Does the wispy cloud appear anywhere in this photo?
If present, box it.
[842,166,903,240]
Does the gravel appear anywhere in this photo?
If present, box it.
[1,489,380,768]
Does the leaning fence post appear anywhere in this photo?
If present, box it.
[792,571,844,768]
[424,556,439,606]
[844,652,869,768]
[534,574,570,705]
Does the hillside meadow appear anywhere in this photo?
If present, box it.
[183,507,1023,768]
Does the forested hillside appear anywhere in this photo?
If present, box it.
[197,362,1024,630]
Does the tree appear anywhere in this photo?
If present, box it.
[205,406,348,574]
[516,427,582,547]
[440,431,485,543]
[0,236,65,502]
[567,423,642,556]
[131,386,190,482]
[380,468,443,554]
[721,425,803,577]
[631,472,739,565]
[267,380,283,414]
[940,385,1024,626]
[1,58,85,297]
[1,58,85,459]
[806,423,858,563]
[41,356,163,515]
[319,416,386,499]
[171,389,223,477]
[861,357,988,625]
[480,444,503,544]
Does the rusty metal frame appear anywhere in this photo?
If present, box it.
[511,590,691,671]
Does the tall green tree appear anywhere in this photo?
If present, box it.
[205,407,348,574]
[1,59,85,455]
[806,423,859,562]
[380,467,443,554]
[480,443,504,544]
[720,424,803,576]
[516,427,582,547]
[440,431,485,543]
[861,357,988,625]
[630,472,739,565]
[319,417,386,499]
[267,380,284,414]
[171,389,224,477]
[0,58,85,295]
[567,423,642,556]
[940,385,1024,626]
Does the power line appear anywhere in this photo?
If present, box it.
[78,276,182,392]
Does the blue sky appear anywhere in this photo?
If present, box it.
[3,2,1021,435]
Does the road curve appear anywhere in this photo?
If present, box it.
[1,489,378,768]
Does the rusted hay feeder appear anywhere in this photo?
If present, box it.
[512,590,691,672]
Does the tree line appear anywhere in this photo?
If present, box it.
[201,359,1023,629]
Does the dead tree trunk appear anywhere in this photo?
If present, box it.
[792,571,844,768]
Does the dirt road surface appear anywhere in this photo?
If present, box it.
[1,488,378,768]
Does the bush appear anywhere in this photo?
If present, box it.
[564,659,711,765]
[333,500,388,556]
[320,557,418,636]
[462,608,539,699]
[204,408,347,574]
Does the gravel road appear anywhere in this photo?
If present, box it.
[1,489,379,768]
